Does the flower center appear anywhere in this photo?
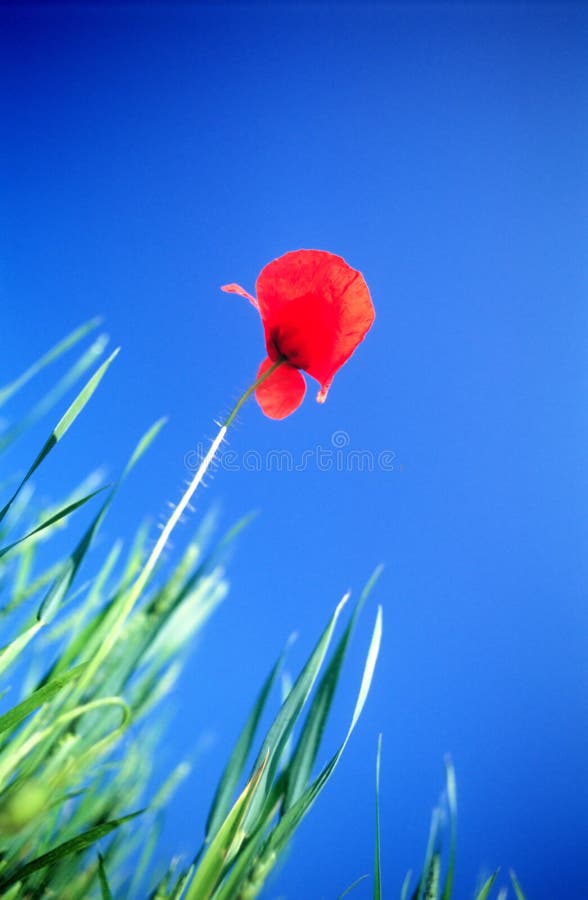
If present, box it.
[269,325,311,370]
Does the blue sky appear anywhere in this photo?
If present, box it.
[2,2,587,898]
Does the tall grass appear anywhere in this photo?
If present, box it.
[0,323,523,898]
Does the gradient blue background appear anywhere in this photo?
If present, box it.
[2,2,587,897]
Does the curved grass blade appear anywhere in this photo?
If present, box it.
[282,566,383,814]
[440,757,457,900]
[0,696,130,787]
[473,871,499,900]
[0,317,101,408]
[374,733,382,900]
[0,810,142,891]
[0,349,120,525]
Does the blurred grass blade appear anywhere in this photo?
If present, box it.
[98,853,113,900]
[422,854,440,900]
[0,621,44,676]
[205,644,286,841]
[0,349,119,524]
[440,757,457,900]
[128,817,162,898]
[400,871,413,900]
[169,866,195,900]
[0,334,109,454]
[374,733,382,900]
[244,592,350,830]
[185,757,268,900]
[414,808,441,900]
[0,318,101,408]
[0,810,142,891]
[0,663,87,737]
[510,870,526,899]
[283,566,383,814]
[473,872,499,900]
[338,875,369,898]
[0,486,108,560]
[122,417,167,479]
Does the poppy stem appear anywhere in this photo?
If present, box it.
[223,357,285,428]
[108,358,286,632]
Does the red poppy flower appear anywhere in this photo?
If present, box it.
[222,249,375,419]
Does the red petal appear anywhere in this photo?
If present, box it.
[255,250,374,398]
[221,282,259,310]
[255,357,306,420]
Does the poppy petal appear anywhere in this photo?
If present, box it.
[255,357,306,420]
[255,250,374,397]
[221,282,259,311]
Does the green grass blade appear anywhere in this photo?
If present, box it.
[282,566,383,814]
[128,817,162,898]
[43,539,124,679]
[374,733,382,900]
[262,605,383,861]
[122,417,168,479]
[0,317,101,408]
[510,870,526,900]
[0,810,142,891]
[0,334,109,454]
[440,757,457,900]
[98,853,114,900]
[207,804,280,900]
[0,621,44,677]
[473,872,499,900]
[400,871,413,900]
[0,663,87,737]
[214,607,383,900]
[205,645,286,841]
[244,592,350,830]
[422,854,440,900]
[185,758,268,900]
[35,414,163,627]
[0,349,119,524]
[168,866,195,900]
[338,875,369,898]
[0,486,108,561]
[0,885,22,900]
[35,519,102,624]
[414,808,441,900]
